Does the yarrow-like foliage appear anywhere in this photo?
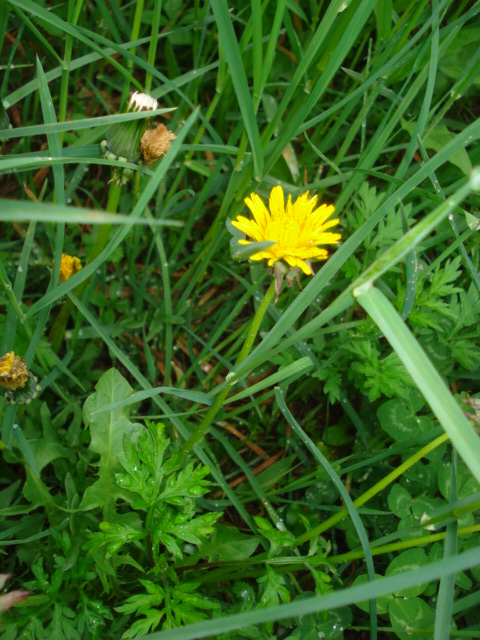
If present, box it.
[232,185,341,299]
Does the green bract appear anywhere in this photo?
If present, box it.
[101,91,159,185]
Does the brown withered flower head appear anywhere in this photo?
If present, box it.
[140,123,176,165]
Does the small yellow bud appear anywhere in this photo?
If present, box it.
[58,253,82,282]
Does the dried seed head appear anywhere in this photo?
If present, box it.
[140,123,176,165]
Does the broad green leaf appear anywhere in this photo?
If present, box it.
[80,369,143,514]
[438,461,480,501]
[377,390,434,442]
[387,484,412,519]
[352,575,393,615]
[195,524,260,562]
[388,596,432,640]
[385,549,429,597]
[22,403,71,508]
[402,120,472,176]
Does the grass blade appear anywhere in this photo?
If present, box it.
[136,546,480,639]
[353,283,480,486]
[210,0,263,178]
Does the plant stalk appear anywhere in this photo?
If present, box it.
[182,279,276,454]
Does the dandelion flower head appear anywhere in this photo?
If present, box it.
[58,253,82,282]
[0,351,39,404]
[231,185,341,297]
[0,352,29,391]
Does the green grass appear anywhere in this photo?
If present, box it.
[1,1,480,639]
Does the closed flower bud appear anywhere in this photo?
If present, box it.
[57,253,82,282]
[102,91,159,185]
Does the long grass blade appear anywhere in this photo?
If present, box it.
[136,546,480,639]
[210,0,263,178]
[353,283,480,485]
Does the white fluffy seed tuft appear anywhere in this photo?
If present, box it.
[128,91,159,112]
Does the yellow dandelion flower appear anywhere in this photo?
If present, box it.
[0,352,29,390]
[231,185,341,299]
[58,253,82,282]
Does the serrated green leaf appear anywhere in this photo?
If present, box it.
[196,524,260,562]
[80,369,143,514]
[257,565,291,609]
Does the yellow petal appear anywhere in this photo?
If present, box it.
[269,185,285,220]
[231,217,264,241]
[245,193,270,230]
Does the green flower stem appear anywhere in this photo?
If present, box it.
[296,432,450,544]
[328,524,480,566]
[355,283,480,485]
[199,523,480,586]
[0,269,26,326]
[182,279,276,455]
[86,181,122,264]
[48,181,122,352]
[59,0,84,146]
[121,0,145,104]
[165,90,222,202]
[236,280,276,364]
[145,0,162,93]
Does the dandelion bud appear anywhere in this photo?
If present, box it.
[140,123,176,165]
[102,91,159,185]
[0,352,39,404]
[57,253,82,282]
